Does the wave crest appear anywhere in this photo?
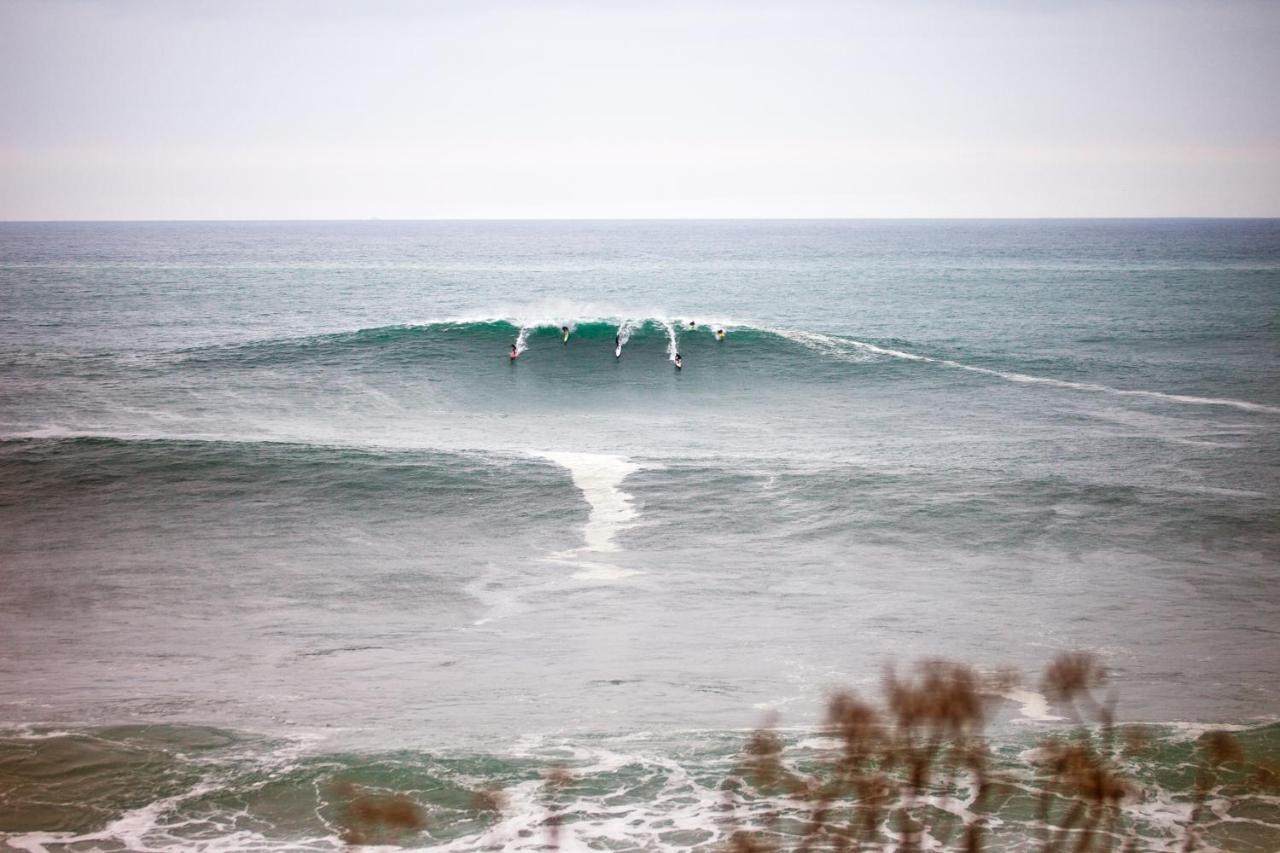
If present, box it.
[165,315,1280,415]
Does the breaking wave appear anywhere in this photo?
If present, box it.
[169,316,1280,415]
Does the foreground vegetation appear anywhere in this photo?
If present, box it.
[332,653,1277,851]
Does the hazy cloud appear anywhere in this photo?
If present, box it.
[2,0,1277,218]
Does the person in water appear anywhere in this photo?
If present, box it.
[561,325,570,343]
[673,353,683,369]
[614,334,621,358]
[715,328,725,340]
[509,343,518,360]
[688,320,696,329]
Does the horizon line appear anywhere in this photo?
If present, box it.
[3,216,1279,225]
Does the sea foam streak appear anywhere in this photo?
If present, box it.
[660,320,679,362]
[534,452,640,552]
[997,687,1064,722]
[614,319,639,356]
[532,452,643,582]
[777,328,1280,414]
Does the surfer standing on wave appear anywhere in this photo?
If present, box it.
[561,325,570,344]
[674,353,683,369]
[509,343,518,361]
[615,335,622,358]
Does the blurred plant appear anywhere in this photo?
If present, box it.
[1032,653,1134,852]
[321,654,1269,851]
[716,659,1004,852]
[329,779,427,847]
[541,765,574,849]
[718,653,1267,853]
[1182,730,1243,853]
[469,787,509,814]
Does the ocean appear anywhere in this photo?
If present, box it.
[0,220,1277,850]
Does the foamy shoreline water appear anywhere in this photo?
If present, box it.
[2,719,1275,852]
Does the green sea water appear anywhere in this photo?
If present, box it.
[1,220,1277,849]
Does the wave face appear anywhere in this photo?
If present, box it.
[161,316,1279,414]
[177,317,855,370]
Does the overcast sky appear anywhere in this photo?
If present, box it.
[1,0,1277,219]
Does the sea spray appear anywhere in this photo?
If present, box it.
[660,320,679,362]
[614,319,639,357]
[513,326,532,355]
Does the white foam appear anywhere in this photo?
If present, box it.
[997,688,1064,722]
[533,452,640,553]
[613,318,640,358]
[660,320,679,362]
[568,561,643,582]
[778,327,1279,414]
[539,554,643,582]
[0,724,79,740]
[483,301,641,332]
[442,300,744,334]
[4,779,227,853]
[941,359,1280,414]
[1156,721,1257,742]
[513,325,532,355]
[772,328,882,362]
[753,695,806,712]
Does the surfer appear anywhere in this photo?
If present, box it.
[561,325,570,344]
[715,328,725,341]
[688,320,696,330]
[673,353,683,369]
[509,343,518,361]
[614,335,622,358]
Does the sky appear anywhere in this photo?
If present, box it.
[1,0,1278,220]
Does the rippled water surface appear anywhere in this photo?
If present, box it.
[1,220,1277,849]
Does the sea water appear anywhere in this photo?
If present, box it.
[0,220,1277,849]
